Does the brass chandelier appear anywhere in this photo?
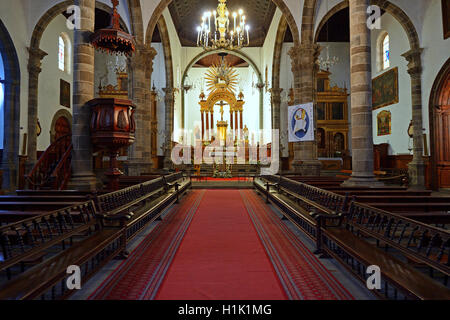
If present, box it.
[197,0,250,51]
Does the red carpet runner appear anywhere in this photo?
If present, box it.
[88,189,353,300]
[88,191,205,300]
[155,190,287,300]
[240,190,353,300]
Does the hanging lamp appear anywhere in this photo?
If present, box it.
[90,0,135,57]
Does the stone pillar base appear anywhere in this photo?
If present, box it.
[67,174,100,192]
[408,160,426,190]
[341,175,384,188]
[291,160,321,176]
[125,161,153,176]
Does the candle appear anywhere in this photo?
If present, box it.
[246,25,249,45]
[233,12,237,32]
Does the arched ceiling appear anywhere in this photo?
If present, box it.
[193,53,249,68]
[167,0,277,47]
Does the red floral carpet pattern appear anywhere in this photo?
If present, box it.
[87,190,205,300]
[240,190,354,300]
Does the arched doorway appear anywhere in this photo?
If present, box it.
[55,116,71,140]
[50,109,72,144]
[430,58,450,189]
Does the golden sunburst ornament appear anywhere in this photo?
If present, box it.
[204,54,239,94]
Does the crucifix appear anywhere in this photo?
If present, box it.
[215,100,228,121]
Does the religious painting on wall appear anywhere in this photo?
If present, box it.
[377,110,391,136]
[443,0,450,39]
[372,67,398,110]
[288,103,315,142]
[60,79,71,108]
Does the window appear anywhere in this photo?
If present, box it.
[382,34,390,70]
[58,33,71,74]
[58,36,65,71]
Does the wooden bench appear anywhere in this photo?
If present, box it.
[95,172,191,247]
[16,190,94,197]
[318,201,450,299]
[0,201,125,300]
[0,196,89,203]
[0,202,85,212]
[364,202,450,213]
[255,175,450,299]
[331,190,433,197]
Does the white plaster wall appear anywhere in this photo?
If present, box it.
[151,42,166,156]
[162,8,183,143]
[37,15,74,152]
[261,9,283,143]
[371,13,412,156]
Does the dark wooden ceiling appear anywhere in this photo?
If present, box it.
[193,53,248,68]
[168,0,277,47]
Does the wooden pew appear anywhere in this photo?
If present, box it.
[0,196,89,203]
[118,175,161,189]
[0,201,124,300]
[330,190,433,197]
[0,202,84,212]
[0,172,191,300]
[16,190,93,197]
[255,175,450,300]
[95,172,190,244]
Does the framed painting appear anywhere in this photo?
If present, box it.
[60,79,71,108]
[443,0,450,39]
[372,67,399,110]
[377,110,391,136]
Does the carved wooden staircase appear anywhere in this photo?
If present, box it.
[25,134,73,190]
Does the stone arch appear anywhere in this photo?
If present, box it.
[181,49,264,131]
[156,16,173,89]
[429,57,450,190]
[26,0,130,168]
[0,19,21,192]
[50,109,73,144]
[314,0,420,51]
[144,0,301,47]
[314,0,426,187]
[30,1,130,50]
[301,0,318,45]
[272,16,288,91]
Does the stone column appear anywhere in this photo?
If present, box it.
[163,87,175,169]
[201,111,205,139]
[342,0,380,187]
[25,48,47,172]
[270,88,282,131]
[402,48,426,189]
[126,44,157,175]
[68,0,98,191]
[288,43,322,175]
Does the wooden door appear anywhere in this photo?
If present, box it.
[434,71,450,188]
[55,116,71,140]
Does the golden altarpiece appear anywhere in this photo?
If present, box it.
[316,70,349,168]
[195,54,252,174]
